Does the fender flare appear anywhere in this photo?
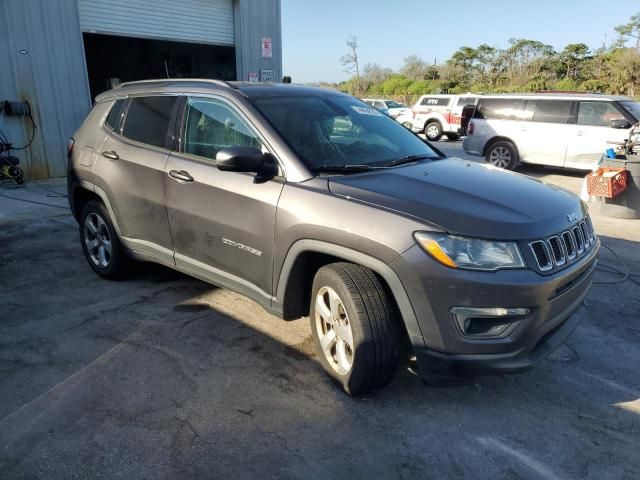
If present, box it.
[76,180,124,238]
[275,239,425,342]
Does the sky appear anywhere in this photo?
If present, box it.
[281,0,639,84]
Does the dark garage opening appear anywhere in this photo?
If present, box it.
[82,33,236,99]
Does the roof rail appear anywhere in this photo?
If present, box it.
[115,78,237,90]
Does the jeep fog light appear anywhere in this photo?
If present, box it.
[451,307,529,337]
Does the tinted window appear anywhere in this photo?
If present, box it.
[577,101,625,126]
[375,101,387,110]
[619,101,640,121]
[385,101,406,108]
[183,97,261,160]
[420,97,451,107]
[456,96,477,107]
[122,96,177,148]
[531,100,573,124]
[105,99,126,131]
[475,98,522,120]
[251,95,442,170]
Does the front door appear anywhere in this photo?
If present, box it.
[565,101,631,169]
[165,96,284,299]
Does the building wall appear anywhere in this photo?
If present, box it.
[0,0,92,179]
[0,0,282,179]
[234,0,283,83]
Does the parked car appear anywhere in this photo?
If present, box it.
[68,80,598,395]
[463,93,640,170]
[405,94,480,141]
[362,98,411,118]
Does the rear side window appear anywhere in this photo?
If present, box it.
[121,96,177,148]
[420,97,451,107]
[105,99,126,131]
[456,96,477,107]
[475,98,522,120]
[531,100,573,124]
[577,101,625,126]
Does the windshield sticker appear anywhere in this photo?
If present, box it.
[351,106,384,117]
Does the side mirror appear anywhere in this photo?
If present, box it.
[610,119,631,129]
[216,146,266,173]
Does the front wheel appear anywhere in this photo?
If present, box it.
[310,263,401,395]
[486,141,519,170]
[402,121,413,130]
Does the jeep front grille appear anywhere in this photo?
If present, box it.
[528,217,596,272]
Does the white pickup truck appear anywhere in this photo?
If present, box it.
[397,94,479,141]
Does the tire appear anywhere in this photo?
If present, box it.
[402,121,413,130]
[485,140,519,170]
[424,121,443,141]
[310,263,401,395]
[79,200,130,279]
[446,133,460,141]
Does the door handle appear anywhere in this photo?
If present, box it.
[102,150,119,160]
[169,169,194,182]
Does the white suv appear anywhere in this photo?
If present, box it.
[362,99,411,119]
[463,93,640,170]
[400,94,479,141]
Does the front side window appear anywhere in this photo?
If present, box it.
[456,96,477,107]
[475,98,522,120]
[105,99,126,131]
[251,94,442,170]
[577,101,625,126]
[182,97,261,160]
[385,101,406,109]
[531,100,573,124]
[121,96,177,148]
[619,101,640,121]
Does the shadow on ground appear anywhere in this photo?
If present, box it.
[1,216,639,479]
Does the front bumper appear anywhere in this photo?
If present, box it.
[392,241,598,381]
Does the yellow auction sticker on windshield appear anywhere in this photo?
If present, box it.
[351,106,384,116]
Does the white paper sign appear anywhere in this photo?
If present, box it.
[262,37,272,58]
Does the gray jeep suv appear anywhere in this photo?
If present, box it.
[68,80,599,395]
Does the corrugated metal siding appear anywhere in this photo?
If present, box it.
[0,0,92,179]
[78,0,235,46]
[234,0,282,82]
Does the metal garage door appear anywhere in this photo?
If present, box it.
[77,0,235,45]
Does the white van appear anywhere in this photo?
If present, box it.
[463,93,640,170]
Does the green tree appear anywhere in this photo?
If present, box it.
[615,12,640,52]
[559,43,590,80]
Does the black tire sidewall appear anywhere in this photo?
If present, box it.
[310,265,398,395]
[486,141,519,170]
[79,200,128,279]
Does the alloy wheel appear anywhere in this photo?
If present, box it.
[314,286,354,376]
[489,146,511,168]
[84,212,112,268]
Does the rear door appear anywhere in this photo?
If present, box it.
[165,95,284,297]
[94,95,178,263]
[518,99,574,166]
[564,100,631,169]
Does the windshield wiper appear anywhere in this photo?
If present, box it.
[384,154,436,167]
[311,164,384,173]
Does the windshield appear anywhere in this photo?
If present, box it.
[385,101,407,109]
[251,94,442,170]
[619,101,640,122]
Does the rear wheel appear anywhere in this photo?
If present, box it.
[486,140,519,170]
[402,121,413,130]
[424,121,443,141]
[310,263,401,395]
[80,200,131,279]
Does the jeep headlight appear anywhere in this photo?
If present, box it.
[415,232,525,271]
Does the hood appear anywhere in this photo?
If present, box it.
[328,158,585,240]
